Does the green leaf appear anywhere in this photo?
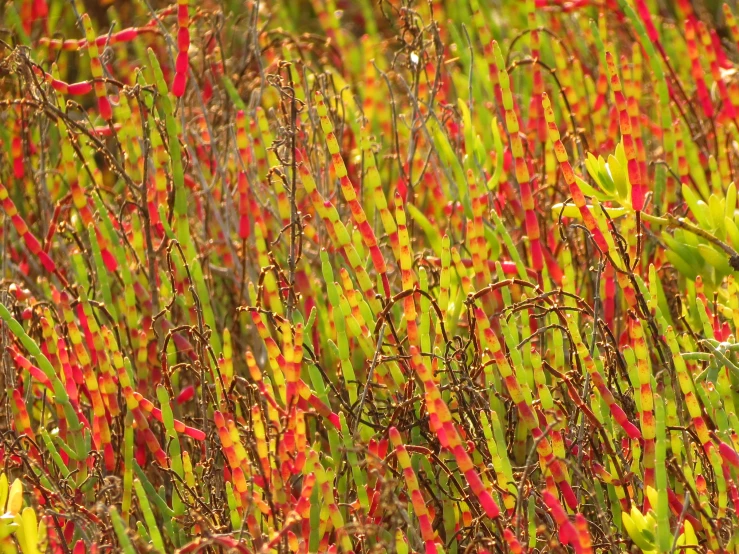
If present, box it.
[665,250,700,281]
[585,153,616,196]
[727,182,737,218]
[682,184,711,229]
[574,175,609,202]
[487,117,505,192]
[406,203,443,256]
[608,152,629,203]
[697,244,731,274]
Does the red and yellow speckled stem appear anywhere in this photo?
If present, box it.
[82,14,112,121]
[173,0,190,97]
[316,92,390,298]
[542,93,609,253]
[492,41,546,273]
[606,51,644,212]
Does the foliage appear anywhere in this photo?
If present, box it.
[0,0,739,552]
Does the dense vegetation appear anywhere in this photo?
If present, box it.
[2,0,739,551]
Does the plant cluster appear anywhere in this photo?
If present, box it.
[1,0,739,552]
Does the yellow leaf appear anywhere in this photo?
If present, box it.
[607,154,629,203]
[621,511,655,551]
[20,508,37,554]
[6,481,22,516]
[551,203,627,220]
[0,475,7,514]
[645,486,658,510]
